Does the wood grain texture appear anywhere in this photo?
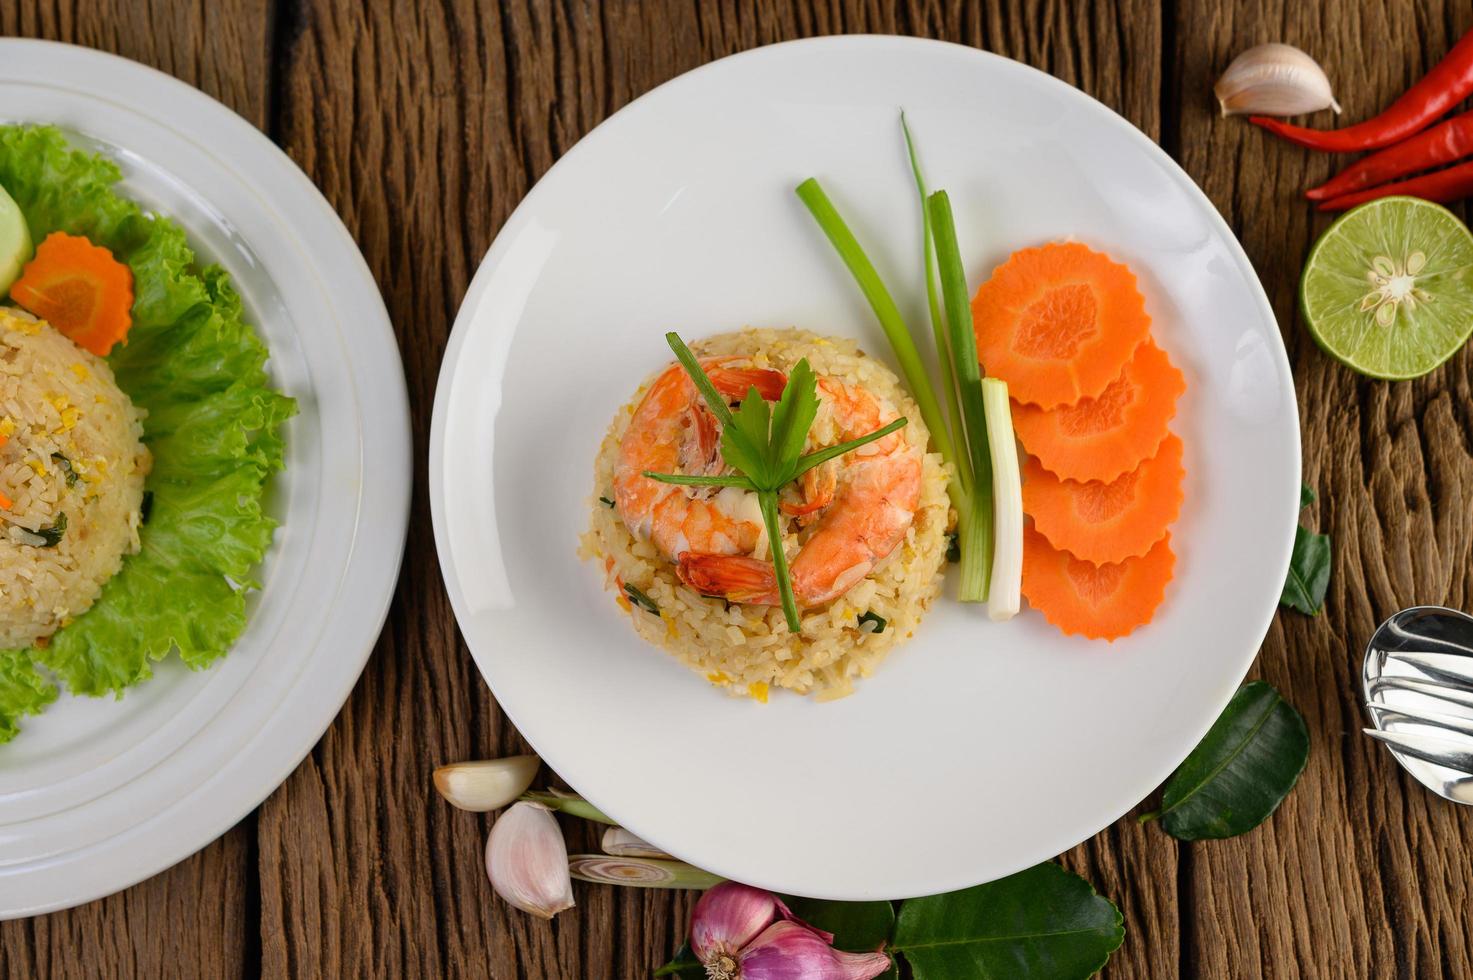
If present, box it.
[6,0,1473,976]
[1174,0,1473,977]
[0,2,270,978]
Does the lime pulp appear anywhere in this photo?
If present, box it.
[1299,196,1473,380]
[0,182,31,295]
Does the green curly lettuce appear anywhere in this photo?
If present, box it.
[0,126,294,741]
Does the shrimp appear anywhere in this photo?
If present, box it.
[677,376,922,608]
[614,358,786,561]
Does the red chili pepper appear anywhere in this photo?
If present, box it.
[1307,110,1473,200]
[1252,27,1473,152]
[1317,159,1473,211]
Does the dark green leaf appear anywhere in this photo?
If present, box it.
[945,532,960,563]
[652,943,703,978]
[858,611,887,634]
[768,358,819,482]
[623,584,660,616]
[1140,681,1309,840]
[1280,525,1331,615]
[1299,484,1316,507]
[783,897,897,979]
[891,862,1123,980]
[599,496,615,508]
[51,453,79,488]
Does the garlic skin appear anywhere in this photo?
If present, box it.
[731,921,892,980]
[433,755,540,811]
[485,802,574,919]
[1215,43,1341,117]
[600,826,675,860]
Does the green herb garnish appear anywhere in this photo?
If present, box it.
[857,611,887,634]
[50,453,79,488]
[598,495,615,508]
[33,512,66,548]
[644,332,905,633]
[623,583,660,615]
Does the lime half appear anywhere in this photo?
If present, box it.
[1300,196,1473,380]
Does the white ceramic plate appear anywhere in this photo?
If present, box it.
[0,41,411,917]
[431,36,1299,900]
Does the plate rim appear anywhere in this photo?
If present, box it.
[0,39,412,918]
[430,33,1301,899]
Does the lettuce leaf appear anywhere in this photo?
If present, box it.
[0,125,294,735]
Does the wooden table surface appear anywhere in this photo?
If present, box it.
[4,1,1473,976]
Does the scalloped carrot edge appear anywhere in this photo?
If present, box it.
[1012,338,1184,483]
[971,241,1151,409]
[1022,525,1175,641]
[9,231,134,357]
[1024,432,1185,564]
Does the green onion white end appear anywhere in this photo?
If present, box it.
[982,378,1022,621]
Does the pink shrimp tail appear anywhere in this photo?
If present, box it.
[678,553,780,605]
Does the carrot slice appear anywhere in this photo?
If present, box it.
[971,242,1151,409]
[1012,338,1184,483]
[1022,525,1175,641]
[1024,433,1185,564]
[9,232,134,357]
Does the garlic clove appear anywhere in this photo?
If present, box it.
[433,755,540,811]
[736,921,892,980]
[485,801,575,919]
[1215,42,1341,117]
[600,826,676,860]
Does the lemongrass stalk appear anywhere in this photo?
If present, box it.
[568,855,724,890]
[601,827,676,860]
[982,378,1022,620]
[901,114,971,496]
[794,178,960,494]
[520,790,616,825]
[928,189,993,602]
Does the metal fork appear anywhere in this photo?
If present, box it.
[1363,606,1473,804]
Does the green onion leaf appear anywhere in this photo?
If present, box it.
[623,583,660,615]
[33,512,67,548]
[598,495,615,508]
[857,611,887,634]
[642,472,755,489]
[982,378,1021,620]
[794,178,958,476]
[793,417,908,477]
[928,189,993,603]
[50,453,79,488]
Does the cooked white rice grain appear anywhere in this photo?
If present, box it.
[580,327,951,701]
[0,307,151,648]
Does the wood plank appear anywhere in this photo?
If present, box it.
[266,1,1172,976]
[0,3,271,978]
[1173,0,1473,976]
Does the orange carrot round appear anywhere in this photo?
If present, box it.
[1012,338,1184,483]
[9,231,134,357]
[1024,433,1185,564]
[1022,525,1175,641]
[971,242,1151,409]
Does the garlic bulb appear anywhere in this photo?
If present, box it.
[485,802,574,919]
[1215,43,1341,117]
[433,755,540,811]
[600,826,675,860]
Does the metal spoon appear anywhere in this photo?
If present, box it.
[1363,606,1473,804]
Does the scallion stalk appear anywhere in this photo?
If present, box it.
[927,189,993,602]
[794,178,959,487]
[982,378,1022,620]
[758,490,802,632]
